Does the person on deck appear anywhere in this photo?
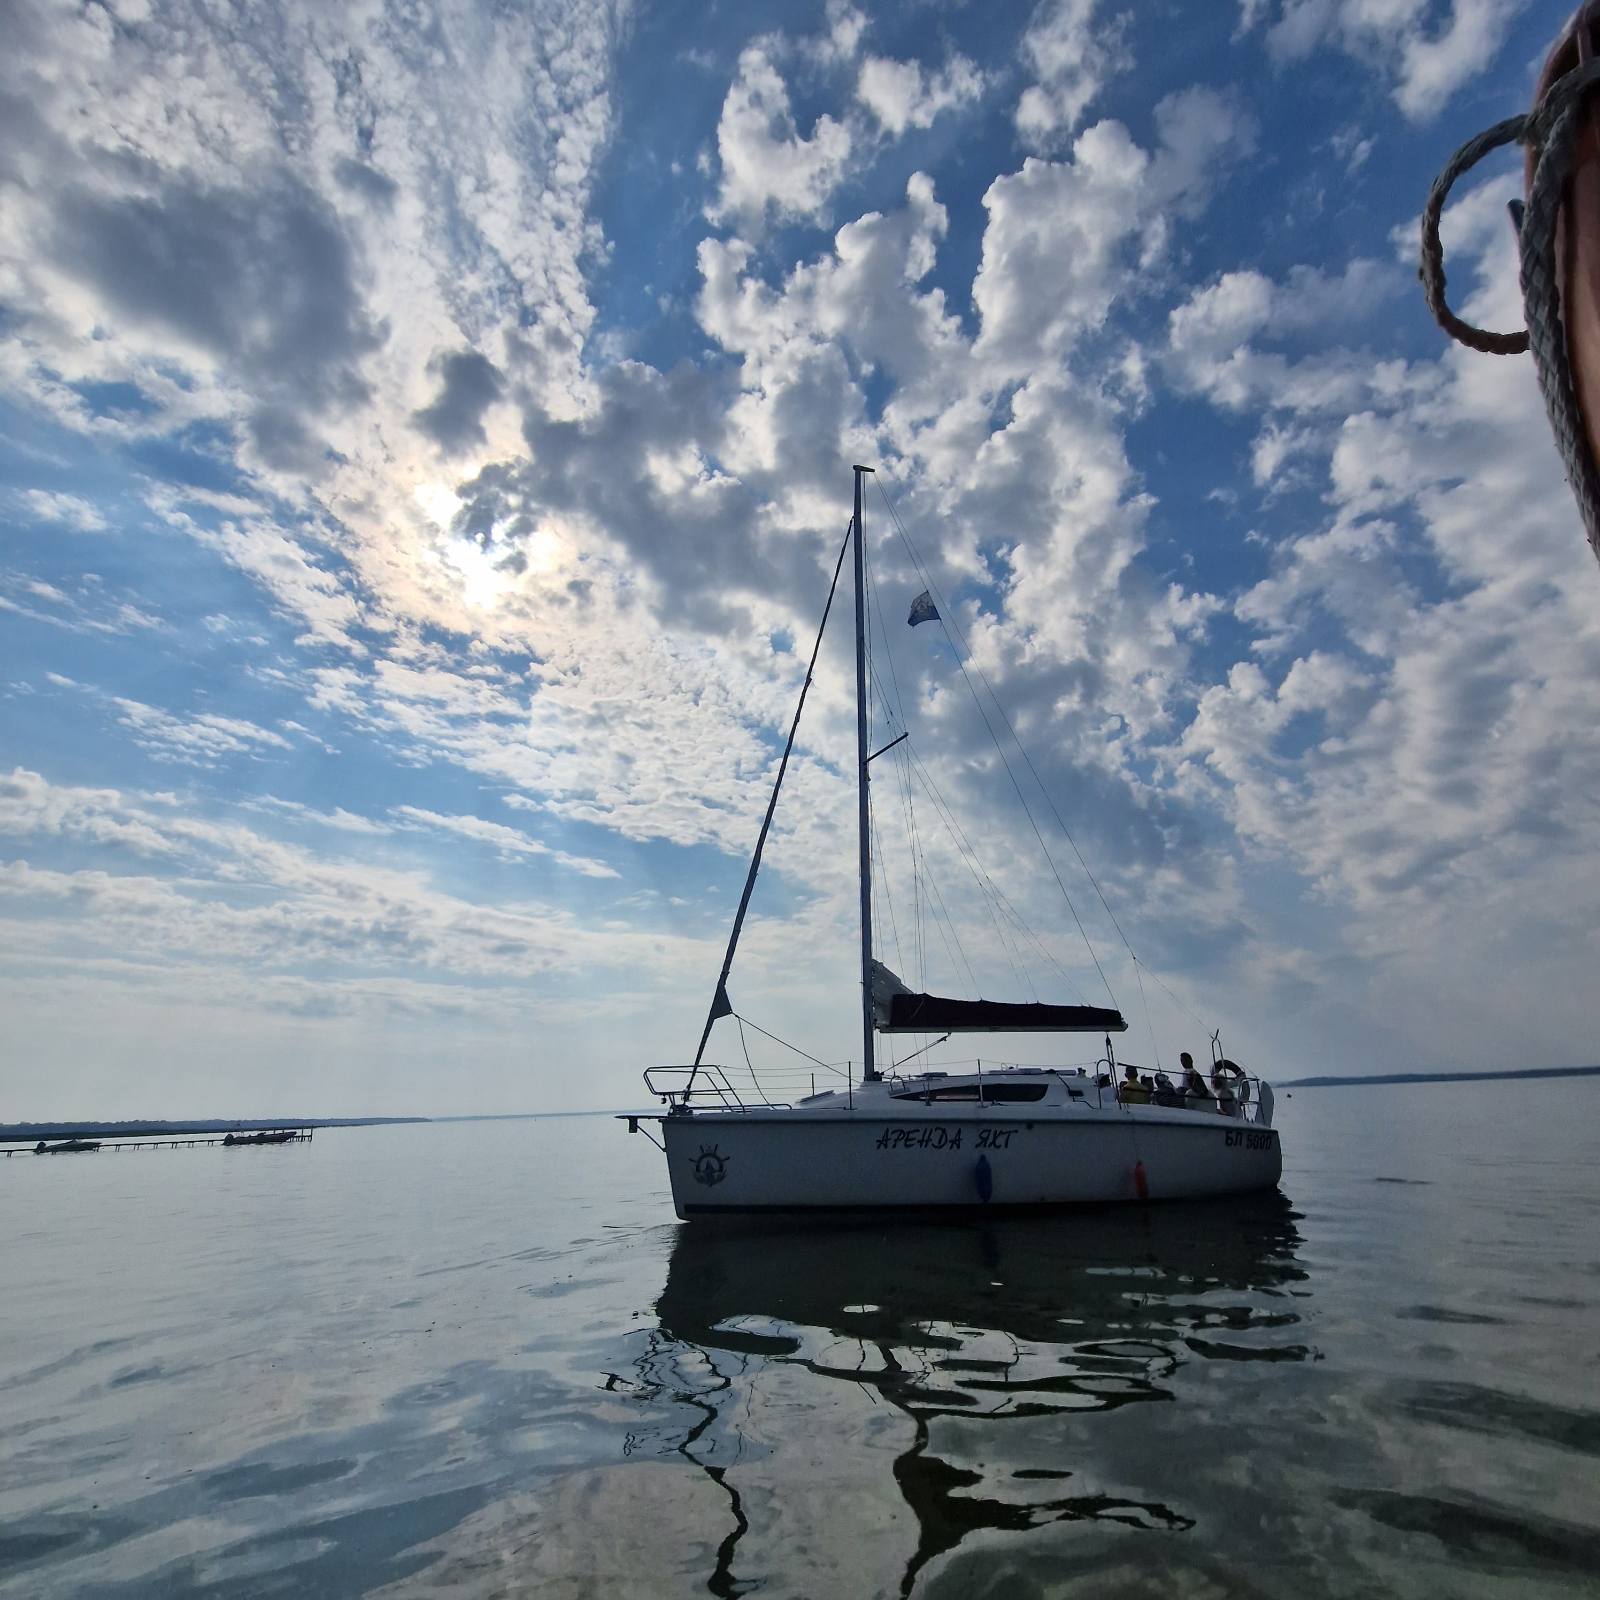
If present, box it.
[1152,1071,1182,1107]
[1211,1061,1239,1116]
[1119,1062,1149,1104]
[1181,1052,1214,1111]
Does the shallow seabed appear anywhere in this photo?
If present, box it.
[2,1079,1597,1598]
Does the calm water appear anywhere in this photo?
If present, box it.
[2,1080,1597,1598]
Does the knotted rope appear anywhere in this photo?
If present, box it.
[1420,56,1600,568]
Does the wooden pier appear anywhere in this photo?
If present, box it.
[2,1128,314,1156]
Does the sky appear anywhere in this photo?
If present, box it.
[2,0,1594,1118]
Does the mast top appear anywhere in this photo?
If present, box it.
[852,464,875,473]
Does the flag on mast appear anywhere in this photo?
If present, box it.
[907,590,940,627]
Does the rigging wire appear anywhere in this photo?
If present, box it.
[888,733,928,989]
[689,521,855,1080]
[875,481,1216,1062]
[879,480,1151,963]
[877,711,1028,995]
[869,805,907,977]
[876,478,1217,1057]
[862,534,914,987]
[874,480,1118,1009]
[917,841,983,996]
[892,1032,952,1069]
[871,683,935,991]
[905,748,1081,1004]
[906,749,929,989]
[907,757,1036,1000]
[1134,955,1212,1036]
[865,494,1067,1005]
[1132,957,1162,1075]
[865,521,937,1056]
[732,1012,847,1074]
[864,525,912,734]
[733,1014,775,1106]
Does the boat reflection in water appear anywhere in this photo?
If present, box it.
[641,1197,1309,1597]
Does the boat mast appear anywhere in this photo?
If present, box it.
[853,464,879,1083]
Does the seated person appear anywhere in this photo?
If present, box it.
[1211,1061,1243,1116]
[1118,1062,1149,1104]
[1180,1051,1214,1111]
[1151,1071,1182,1107]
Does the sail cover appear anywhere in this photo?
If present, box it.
[870,961,1126,1034]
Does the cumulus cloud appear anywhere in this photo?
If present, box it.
[1165,258,1404,417]
[818,0,867,64]
[976,89,1254,375]
[413,349,506,454]
[708,45,854,227]
[49,174,381,425]
[1015,0,1130,151]
[857,53,984,136]
[1242,0,1524,121]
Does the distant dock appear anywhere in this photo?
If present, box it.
[3,1127,314,1157]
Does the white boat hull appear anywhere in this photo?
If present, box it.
[656,1102,1281,1218]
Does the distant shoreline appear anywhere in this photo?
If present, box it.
[0,1112,628,1142]
[1281,1065,1600,1088]
[0,1116,429,1143]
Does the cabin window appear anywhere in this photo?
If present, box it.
[980,1083,1049,1103]
[891,1082,1049,1104]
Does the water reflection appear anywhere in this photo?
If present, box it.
[638,1196,1308,1596]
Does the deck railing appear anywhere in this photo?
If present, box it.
[1095,1055,1273,1123]
[643,1052,863,1111]
[641,1064,796,1112]
[642,1057,1274,1125]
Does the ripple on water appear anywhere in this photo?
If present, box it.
[1393,1380,1600,1458]
[1335,1489,1600,1578]
[1396,1304,1508,1325]
[203,1458,360,1503]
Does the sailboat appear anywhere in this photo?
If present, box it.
[626,467,1282,1218]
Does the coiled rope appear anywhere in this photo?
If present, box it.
[1420,55,1600,568]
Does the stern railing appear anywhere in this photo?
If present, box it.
[643,1063,804,1112]
[1096,1054,1274,1125]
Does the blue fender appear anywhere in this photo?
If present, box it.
[974,1153,993,1203]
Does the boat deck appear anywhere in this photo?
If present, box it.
[630,1063,1274,1132]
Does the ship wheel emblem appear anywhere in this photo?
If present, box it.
[691,1144,729,1187]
